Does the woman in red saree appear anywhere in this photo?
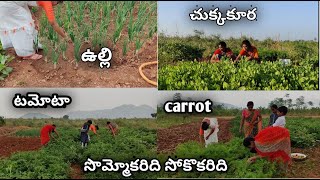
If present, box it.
[240,101,263,138]
[243,126,291,171]
[40,124,59,146]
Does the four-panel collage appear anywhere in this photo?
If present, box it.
[0,1,319,179]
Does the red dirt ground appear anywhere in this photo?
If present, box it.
[0,35,157,88]
[70,164,84,179]
[0,3,157,88]
[0,126,85,179]
[157,118,233,153]
[0,126,41,157]
[0,136,41,157]
[287,146,320,178]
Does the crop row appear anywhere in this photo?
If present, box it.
[38,1,157,68]
[159,59,319,90]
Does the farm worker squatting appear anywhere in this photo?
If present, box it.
[243,126,291,171]
[0,1,72,60]
[40,124,59,146]
[199,118,219,147]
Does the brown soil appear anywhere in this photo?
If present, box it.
[1,2,157,88]
[0,35,157,88]
[70,164,84,179]
[0,126,32,136]
[287,146,320,178]
[0,136,41,157]
[157,118,233,153]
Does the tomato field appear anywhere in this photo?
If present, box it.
[0,119,158,179]
[158,35,319,90]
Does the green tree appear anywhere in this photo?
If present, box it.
[295,96,306,109]
[0,116,5,127]
[173,93,182,102]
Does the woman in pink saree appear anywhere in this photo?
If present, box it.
[240,101,263,138]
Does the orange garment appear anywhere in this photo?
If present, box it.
[242,109,262,138]
[254,126,291,164]
[89,124,97,134]
[40,125,55,146]
[37,1,55,23]
[199,127,204,135]
[239,46,259,59]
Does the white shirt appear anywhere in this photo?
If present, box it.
[0,1,35,31]
[203,118,219,147]
[272,116,286,127]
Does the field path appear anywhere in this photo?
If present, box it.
[157,118,233,153]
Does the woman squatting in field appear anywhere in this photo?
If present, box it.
[243,126,291,173]
[0,1,72,60]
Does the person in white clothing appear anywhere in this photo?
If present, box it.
[272,106,288,128]
[0,1,71,60]
[199,117,219,147]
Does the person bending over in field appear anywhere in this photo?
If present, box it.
[89,122,98,136]
[107,121,118,137]
[268,104,278,127]
[80,120,93,148]
[235,40,260,62]
[0,1,72,60]
[40,124,59,146]
[272,106,288,128]
[243,126,291,172]
[240,101,263,138]
[199,118,219,147]
[210,41,235,62]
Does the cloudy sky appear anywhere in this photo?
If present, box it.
[158,91,320,108]
[0,88,157,118]
[158,1,318,41]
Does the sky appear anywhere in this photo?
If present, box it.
[0,88,157,118]
[158,1,318,41]
[157,91,320,109]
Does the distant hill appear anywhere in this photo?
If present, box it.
[212,102,240,109]
[157,101,240,109]
[67,104,156,119]
[20,104,156,119]
[20,113,51,119]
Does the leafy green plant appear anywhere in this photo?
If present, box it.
[159,59,319,90]
[0,54,14,80]
[0,116,5,127]
[159,42,206,64]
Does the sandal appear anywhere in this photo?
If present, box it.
[22,53,43,60]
